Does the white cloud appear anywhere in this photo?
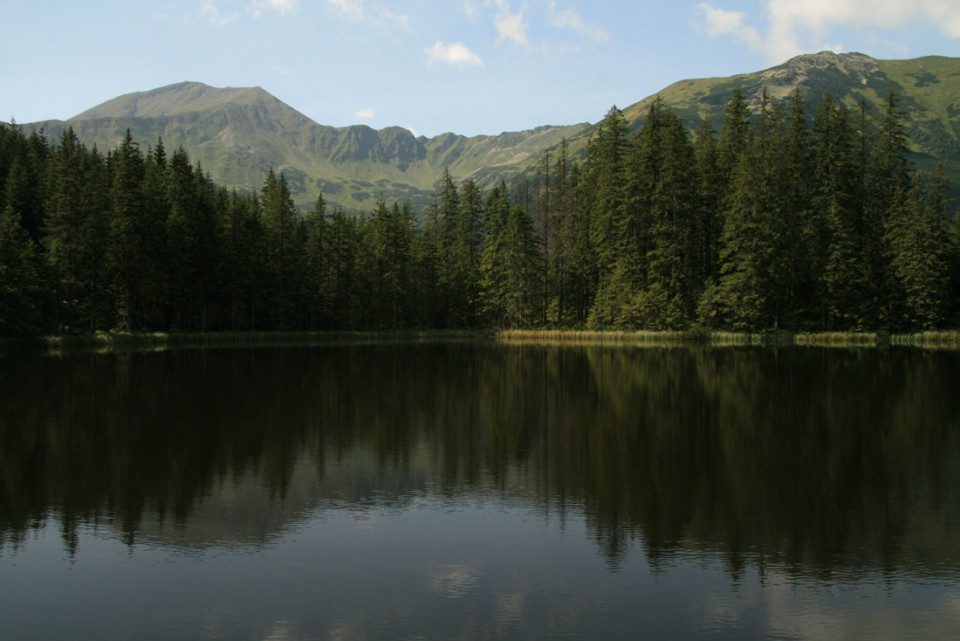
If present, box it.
[355,107,376,120]
[547,1,610,43]
[202,0,242,25]
[425,41,485,67]
[202,0,298,25]
[324,0,365,20]
[493,0,530,47]
[378,7,411,30]
[323,0,410,30]
[463,0,481,23]
[697,0,960,63]
[255,0,299,15]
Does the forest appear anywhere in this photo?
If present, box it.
[0,88,958,337]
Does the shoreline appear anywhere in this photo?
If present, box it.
[3,328,960,354]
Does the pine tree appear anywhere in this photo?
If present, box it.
[261,169,305,329]
[693,118,721,286]
[814,96,865,329]
[886,169,950,329]
[303,193,331,329]
[216,190,266,330]
[584,106,629,286]
[777,89,816,327]
[0,204,48,336]
[369,199,414,328]
[327,207,360,329]
[107,130,148,330]
[44,128,110,331]
[641,107,701,328]
[708,92,786,330]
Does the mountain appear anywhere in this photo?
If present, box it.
[30,81,587,211]
[27,52,960,210]
[618,52,960,193]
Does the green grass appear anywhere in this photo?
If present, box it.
[793,332,881,347]
[499,329,960,349]
[7,329,960,357]
[890,331,960,348]
[498,329,776,347]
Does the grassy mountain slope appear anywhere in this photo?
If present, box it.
[27,53,960,211]
[32,81,587,211]
[616,52,960,193]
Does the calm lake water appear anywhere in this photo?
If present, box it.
[1,342,959,640]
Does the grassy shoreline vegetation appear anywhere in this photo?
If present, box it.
[496,329,960,349]
[6,328,960,356]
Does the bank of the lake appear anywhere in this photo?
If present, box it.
[0,329,494,354]
[496,328,960,349]
[4,328,960,355]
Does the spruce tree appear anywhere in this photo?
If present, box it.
[261,169,305,329]
[0,204,48,336]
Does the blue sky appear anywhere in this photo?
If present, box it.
[1,0,958,137]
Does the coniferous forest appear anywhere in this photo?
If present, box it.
[1,89,958,337]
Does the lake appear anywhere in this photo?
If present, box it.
[1,342,959,640]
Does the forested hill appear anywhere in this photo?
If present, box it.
[24,52,960,211]
[27,81,587,212]
[2,80,959,337]
[527,52,960,200]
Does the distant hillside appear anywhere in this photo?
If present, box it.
[27,52,960,210]
[617,52,960,195]
[31,82,587,211]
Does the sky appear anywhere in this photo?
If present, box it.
[1,0,958,137]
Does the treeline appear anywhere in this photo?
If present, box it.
[0,126,535,334]
[0,124,542,335]
[1,88,958,337]
[534,90,960,331]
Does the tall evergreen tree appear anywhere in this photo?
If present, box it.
[813,95,865,329]
[635,106,701,329]
[885,169,950,329]
[705,92,780,330]
[261,169,305,329]
[44,128,110,331]
[0,204,48,336]
[584,106,628,287]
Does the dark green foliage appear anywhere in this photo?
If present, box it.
[885,170,950,329]
[0,205,48,336]
[0,88,957,337]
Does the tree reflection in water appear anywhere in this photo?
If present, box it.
[1,343,958,580]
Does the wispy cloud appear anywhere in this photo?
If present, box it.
[355,107,376,119]
[202,0,299,25]
[547,1,610,43]
[696,0,960,63]
[255,0,299,16]
[464,1,610,55]
[322,0,410,29]
[324,0,364,21]
[425,41,485,67]
[202,0,242,25]
[493,0,530,48]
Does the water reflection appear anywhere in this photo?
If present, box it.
[1,343,959,583]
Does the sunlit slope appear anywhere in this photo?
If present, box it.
[32,81,587,211]
[617,52,960,189]
[28,52,960,210]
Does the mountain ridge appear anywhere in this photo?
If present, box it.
[26,52,960,210]
[31,80,588,210]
